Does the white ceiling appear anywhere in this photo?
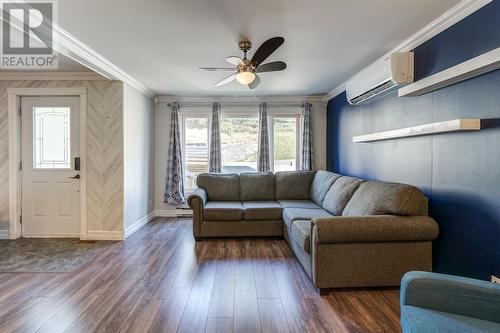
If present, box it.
[58,0,460,96]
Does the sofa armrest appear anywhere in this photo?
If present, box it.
[188,188,207,207]
[401,271,500,323]
[187,188,207,239]
[311,215,439,244]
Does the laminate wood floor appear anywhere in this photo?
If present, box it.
[0,218,401,333]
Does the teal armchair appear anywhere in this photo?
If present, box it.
[400,271,500,333]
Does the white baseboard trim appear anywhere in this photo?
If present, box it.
[19,233,81,238]
[1,210,186,242]
[124,211,156,239]
[86,230,124,241]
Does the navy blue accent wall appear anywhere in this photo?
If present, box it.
[327,1,500,281]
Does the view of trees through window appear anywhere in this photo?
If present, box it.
[184,117,208,190]
[221,117,258,173]
[273,117,297,171]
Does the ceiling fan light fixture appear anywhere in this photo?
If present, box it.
[235,71,255,85]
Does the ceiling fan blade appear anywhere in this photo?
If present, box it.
[199,67,235,71]
[214,73,236,86]
[256,61,287,73]
[250,37,284,67]
[248,74,260,89]
[225,56,244,66]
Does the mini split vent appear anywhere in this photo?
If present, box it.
[346,52,414,105]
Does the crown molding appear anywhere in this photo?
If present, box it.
[156,95,326,105]
[325,83,346,102]
[325,0,492,101]
[0,71,106,81]
[0,3,155,97]
[52,26,156,98]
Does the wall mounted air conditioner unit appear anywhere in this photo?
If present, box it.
[346,52,414,105]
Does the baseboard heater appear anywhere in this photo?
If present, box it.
[175,207,193,217]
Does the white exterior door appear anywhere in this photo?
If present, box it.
[21,96,81,237]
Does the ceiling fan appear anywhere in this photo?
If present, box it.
[199,37,287,89]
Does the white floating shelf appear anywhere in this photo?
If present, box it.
[353,119,481,143]
[399,46,500,97]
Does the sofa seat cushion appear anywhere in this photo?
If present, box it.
[401,305,500,333]
[243,201,283,220]
[283,208,333,227]
[240,173,275,201]
[291,220,311,253]
[203,201,243,221]
[278,200,321,209]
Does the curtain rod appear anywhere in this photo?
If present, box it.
[165,102,308,108]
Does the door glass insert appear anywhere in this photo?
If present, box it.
[33,107,71,169]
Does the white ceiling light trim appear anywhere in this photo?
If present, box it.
[325,0,492,102]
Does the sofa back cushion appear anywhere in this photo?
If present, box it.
[240,172,275,201]
[342,181,427,217]
[196,173,240,201]
[275,171,316,200]
[310,171,342,205]
[322,176,364,215]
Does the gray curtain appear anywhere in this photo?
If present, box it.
[164,102,185,204]
[257,102,270,172]
[209,102,222,173]
[301,102,314,170]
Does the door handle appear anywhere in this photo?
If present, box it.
[68,174,81,179]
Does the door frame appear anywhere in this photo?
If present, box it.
[8,87,87,240]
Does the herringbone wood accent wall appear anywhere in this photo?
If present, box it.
[0,80,124,232]
[86,81,123,231]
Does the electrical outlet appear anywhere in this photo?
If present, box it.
[491,276,500,284]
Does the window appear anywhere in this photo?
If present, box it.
[180,107,302,191]
[183,117,209,191]
[221,116,259,173]
[33,107,71,169]
[271,116,299,172]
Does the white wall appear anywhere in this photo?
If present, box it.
[154,99,327,212]
[123,84,155,228]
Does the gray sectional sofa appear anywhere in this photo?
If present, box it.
[188,170,440,292]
